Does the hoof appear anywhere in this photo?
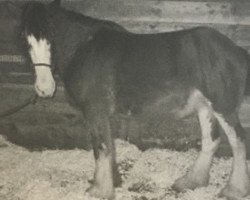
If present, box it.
[218,184,250,200]
[172,174,209,192]
[89,171,122,188]
[86,184,115,200]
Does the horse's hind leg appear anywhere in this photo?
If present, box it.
[84,103,121,200]
[214,112,250,199]
[173,106,221,191]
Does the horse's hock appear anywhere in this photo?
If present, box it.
[1,0,250,155]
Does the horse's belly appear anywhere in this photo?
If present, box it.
[139,87,192,120]
[117,79,193,116]
[111,86,201,145]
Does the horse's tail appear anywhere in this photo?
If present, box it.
[244,49,250,96]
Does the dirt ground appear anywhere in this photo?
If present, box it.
[1,135,250,200]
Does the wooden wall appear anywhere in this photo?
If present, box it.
[1,0,250,151]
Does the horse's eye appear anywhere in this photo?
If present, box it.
[20,31,26,39]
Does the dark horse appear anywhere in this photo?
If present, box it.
[21,0,250,199]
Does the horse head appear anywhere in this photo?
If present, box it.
[21,0,125,98]
[21,0,61,98]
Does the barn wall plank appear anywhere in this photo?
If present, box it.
[63,0,250,25]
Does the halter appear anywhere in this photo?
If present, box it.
[32,63,52,68]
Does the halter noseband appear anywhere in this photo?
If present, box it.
[32,63,52,68]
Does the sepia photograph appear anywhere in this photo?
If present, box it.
[0,0,250,199]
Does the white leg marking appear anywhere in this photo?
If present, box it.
[87,144,114,199]
[214,113,250,197]
[190,107,220,179]
[27,34,55,97]
[173,92,220,191]
[189,107,220,180]
[199,107,220,153]
[174,89,211,119]
[95,153,113,189]
[214,113,244,153]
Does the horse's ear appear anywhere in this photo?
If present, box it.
[49,0,61,8]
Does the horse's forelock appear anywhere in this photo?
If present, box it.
[22,2,52,41]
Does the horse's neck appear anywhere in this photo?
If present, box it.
[54,16,125,78]
[53,23,92,76]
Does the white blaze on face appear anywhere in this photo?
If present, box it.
[27,35,56,97]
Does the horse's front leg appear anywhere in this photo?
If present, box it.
[85,106,121,200]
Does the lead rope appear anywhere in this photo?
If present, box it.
[0,94,38,119]
[0,63,52,119]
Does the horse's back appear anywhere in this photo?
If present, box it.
[109,27,248,115]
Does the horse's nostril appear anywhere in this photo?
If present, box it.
[35,85,45,96]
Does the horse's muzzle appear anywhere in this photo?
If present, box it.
[35,79,56,98]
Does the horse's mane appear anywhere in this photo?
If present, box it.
[21,2,52,40]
